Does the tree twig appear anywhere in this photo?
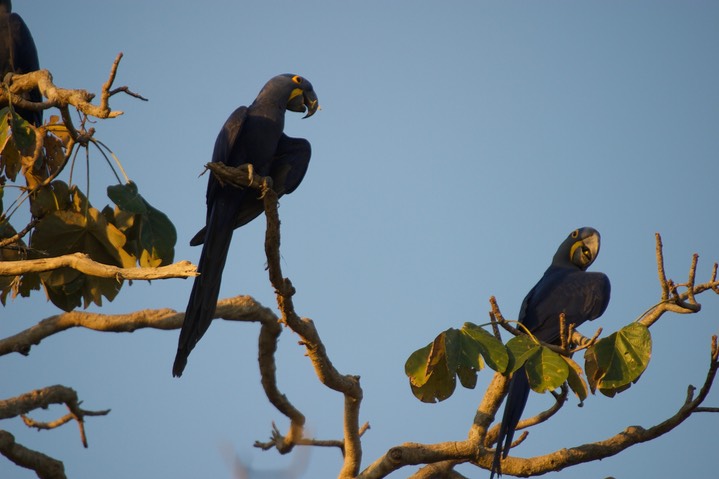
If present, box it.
[0,385,109,448]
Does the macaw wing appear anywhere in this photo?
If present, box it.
[189,107,248,246]
[270,134,311,196]
[528,271,611,343]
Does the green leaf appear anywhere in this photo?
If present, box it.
[0,221,21,305]
[405,342,434,388]
[8,110,36,155]
[584,323,652,397]
[405,330,459,403]
[0,107,11,152]
[108,181,177,266]
[461,322,509,373]
[0,135,21,181]
[506,335,540,374]
[562,355,589,404]
[525,347,569,393]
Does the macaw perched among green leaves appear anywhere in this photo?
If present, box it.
[491,227,610,478]
[173,74,319,377]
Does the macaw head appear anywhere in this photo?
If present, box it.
[553,227,601,270]
[284,74,319,118]
[255,73,319,119]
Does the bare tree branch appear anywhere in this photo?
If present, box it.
[0,295,275,357]
[206,161,366,477]
[260,178,364,478]
[0,385,109,448]
[485,384,569,448]
[640,234,719,328]
[0,430,66,479]
[1,54,140,120]
[0,252,197,279]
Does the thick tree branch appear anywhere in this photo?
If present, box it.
[0,295,275,357]
[0,252,197,279]
[0,430,66,479]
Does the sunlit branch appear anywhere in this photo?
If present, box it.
[205,161,366,476]
[0,385,109,448]
[0,295,273,357]
[0,253,197,279]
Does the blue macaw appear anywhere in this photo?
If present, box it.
[491,227,610,477]
[173,74,319,377]
[0,0,42,126]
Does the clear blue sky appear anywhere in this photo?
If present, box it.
[3,1,718,478]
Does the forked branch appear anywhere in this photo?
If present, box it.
[206,162,365,477]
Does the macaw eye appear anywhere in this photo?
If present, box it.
[571,229,579,238]
[292,75,303,84]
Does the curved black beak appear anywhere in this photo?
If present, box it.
[287,88,319,118]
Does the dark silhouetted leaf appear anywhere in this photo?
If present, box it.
[29,181,71,218]
[108,181,176,266]
[30,206,135,311]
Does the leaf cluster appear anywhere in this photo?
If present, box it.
[405,320,652,405]
[0,107,177,311]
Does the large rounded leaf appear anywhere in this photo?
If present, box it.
[405,329,460,403]
[506,335,540,374]
[405,324,508,403]
[461,322,509,373]
[584,322,652,397]
[525,347,569,393]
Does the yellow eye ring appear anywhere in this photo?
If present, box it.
[571,229,579,238]
[292,75,303,84]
